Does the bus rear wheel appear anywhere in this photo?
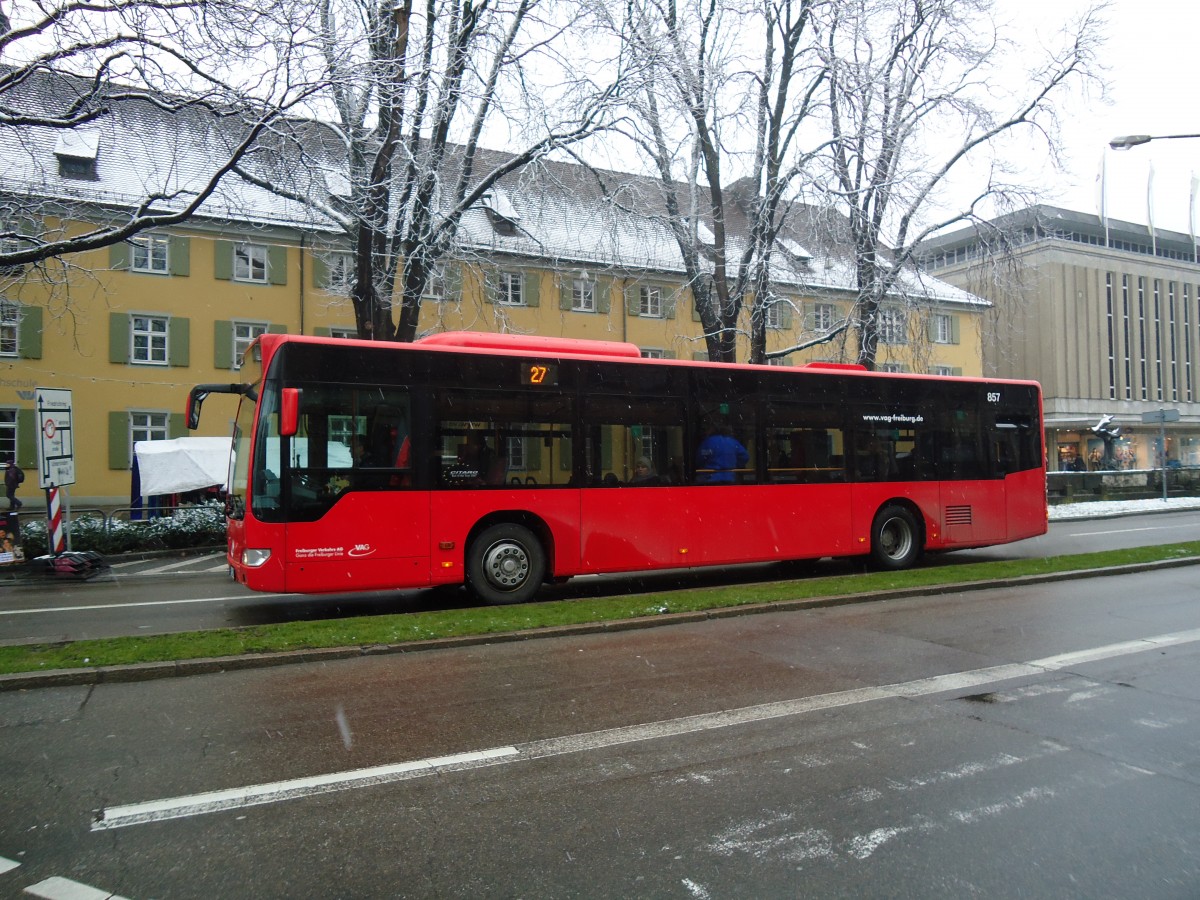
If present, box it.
[870,505,922,570]
[467,523,546,605]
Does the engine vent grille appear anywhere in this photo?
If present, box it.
[945,505,973,526]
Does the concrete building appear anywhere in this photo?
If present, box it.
[2,72,988,504]
[920,205,1200,472]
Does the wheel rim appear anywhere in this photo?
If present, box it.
[879,516,913,561]
[481,540,531,591]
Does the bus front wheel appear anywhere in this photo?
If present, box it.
[467,523,546,605]
[870,505,922,570]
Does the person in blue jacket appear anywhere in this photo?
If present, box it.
[696,424,749,484]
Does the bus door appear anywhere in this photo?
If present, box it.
[579,395,688,572]
[937,404,1006,546]
[279,383,430,592]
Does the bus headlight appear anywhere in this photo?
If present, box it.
[242,548,272,568]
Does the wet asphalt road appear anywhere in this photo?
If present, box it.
[0,564,1198,897]
[0,509,1197,645]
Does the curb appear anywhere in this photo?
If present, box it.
[1,555,1197,692]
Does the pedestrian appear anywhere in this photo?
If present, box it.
[4,456,24,510]
[696,424,749,484]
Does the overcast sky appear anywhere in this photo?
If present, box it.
[1020,0,1200,234]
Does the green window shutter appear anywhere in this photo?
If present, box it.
[312,255,329,290]
[444,263,462,301]
[16,408,36,468]
[692,295,702,322]
[18,305,42,359]
[169,412,186,438]
[169,316,190,367]
[926,317,938,342]
[268,323,287,334]
[952,366,963,376]
[169,236,190,277]
[600,425,613,470]
[525,436,542,471]
[524,270,540,307]
[109,411,130,470]
[951,316,961,344]
[214,241,234,281]
[483,270,497,304]
[665,287,677,320]
[109,241,131,271]
[109,313,130,363]
[313,326,331,337]
[662,350,676,359]
[624,284,640,317]
[213,320,234,369]
[559,276,573,311]
[779,303,794,330]
[693,351,708,361]
[596,276,612,314]
[268,245,288,285]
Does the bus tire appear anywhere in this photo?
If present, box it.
[870,505,922,570]
[467,523,546,605]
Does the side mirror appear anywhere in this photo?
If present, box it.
[280,387,300,437]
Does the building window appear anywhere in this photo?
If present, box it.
[879,362,905,373]
[765,300,788,330]
[498,271,524,306]
[330,326,357,339]
[234,243,269,284]
[1105,273,1116,400]
[812,303,837,332]
[879,308,907,344]
[0,409,15,464]
[1185,285,1194,402]
[932,313,954,343]
[639,286,663,318]
[933,365,956,377]
[640,348,665,359]
[0,301,18,356]
[129,411,169,462]
[130,235,169,274]
[131,315,169,365]
[233,322,268,368]
[1122,275,1132,400]
[1138,277,1148,400]
[572,278,595,312]
[324,253,354,294]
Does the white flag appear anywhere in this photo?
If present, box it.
[1147,162,1157,247]
[1190,171,1199,250]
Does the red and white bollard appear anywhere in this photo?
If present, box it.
[46,486,66,555]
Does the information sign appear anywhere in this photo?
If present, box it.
[35,388,76,488]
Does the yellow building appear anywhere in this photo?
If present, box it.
[1,87,986,505]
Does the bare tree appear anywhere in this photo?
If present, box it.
[0,0,320,269]
[234,0,621,342]
[819,0,1103,369]
[603,0,823,363]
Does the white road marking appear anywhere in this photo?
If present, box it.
[92,626,1200,831]
[0,855,20,874]
[23,876,130,899]
[1071,524,1195,537]
[0,594,288,616]
[128,555,224,576]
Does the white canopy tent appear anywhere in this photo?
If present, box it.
[134,438,231,496]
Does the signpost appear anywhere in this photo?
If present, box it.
[1141,408,1180,501]
[35,388,76,553]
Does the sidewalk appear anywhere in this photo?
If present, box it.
[1048,496,1200,521]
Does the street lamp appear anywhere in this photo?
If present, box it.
[1110,132,1200,150]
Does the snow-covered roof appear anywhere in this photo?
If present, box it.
[0,68,987,309]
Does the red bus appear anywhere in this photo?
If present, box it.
[188,331,1046,604]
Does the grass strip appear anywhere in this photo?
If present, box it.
[2,542,1197,677]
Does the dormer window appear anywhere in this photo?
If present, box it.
[481,188,520,236]
[55,129,100,181]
